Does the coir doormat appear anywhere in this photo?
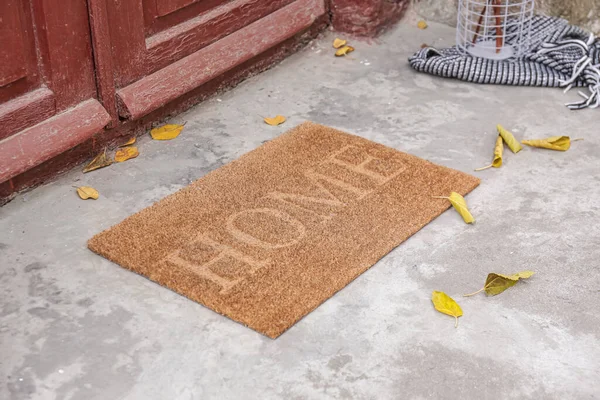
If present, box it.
[88,122,480,338]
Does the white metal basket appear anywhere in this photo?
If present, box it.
[457,0,535,60]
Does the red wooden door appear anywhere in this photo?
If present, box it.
[1,0,325,188]
[102,0,326,120]
[0,0,110,183]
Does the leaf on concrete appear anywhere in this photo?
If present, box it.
[481,273,518,296]
[333,38,347,49]
[476,135,503,171]
[464,270,535,297]
[417,20,428,29]
[432,291,463,328]
[497,125,522,153]
[522,136,571,151]
[432,191,475,224]
[120,137,136,147]
[150,124,185,140]
[504,270,535,280]
[76,186,99,200]
[83,149,113,173]
[115,147,139,162]
[264,115,286,126]
[335,45,355,57]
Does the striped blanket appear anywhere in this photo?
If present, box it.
[409,16,600,110]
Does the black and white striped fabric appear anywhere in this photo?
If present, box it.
[409,16,600,110]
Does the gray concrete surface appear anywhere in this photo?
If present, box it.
[1,21,599,400]
[410,0,600,34]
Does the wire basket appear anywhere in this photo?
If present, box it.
[457,0,535,60]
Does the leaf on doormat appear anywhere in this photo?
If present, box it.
[475,135,503,171]
[150,124,185,140]
[497,125,522,153]
[522,136,571,151]
[417,20,428,29]
[264,115,286,126]
[333,38,347,49]
[463,270,535,297]
[115,147,139,162]
[83,149,113,173]
[432,192,475,224]
[76,186,99,200]
[335,45,355,57]
[432,291,463,328]
[120,137,136,147]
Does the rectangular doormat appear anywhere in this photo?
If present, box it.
[88,122,480,338]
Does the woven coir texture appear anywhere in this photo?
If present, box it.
[88,122,480,338]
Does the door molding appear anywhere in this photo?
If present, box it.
[87,0,119,126]
[0,87,56,140]
[144,0,295,73]
[0,99,111,183]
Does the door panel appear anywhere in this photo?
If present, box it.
[108,0,296,87]
[143,0,229,36]
[0,0,97,110]
[0,1,27,87]
[38,0,97,109]
[156,0,202,17]
[0,0,42,103]
[144,0,294,73]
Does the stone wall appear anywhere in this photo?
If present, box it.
[411,0,600,33]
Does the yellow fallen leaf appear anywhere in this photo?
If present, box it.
[505,270,535,280]
[83,149,113,173]
[475,135,503,171]
[335,45,355,57]
[522,136,571,151]
[264,115,286,126]
[120,137,136,147]
[76,186,99,200]
[417,20,428,29]
[464,270,535,297]
[150,124,185,140]
[432,191,475,224]
[497,125,522,153]
[115,147,139,162]
[333,38,347,49]
[432,291,463,328]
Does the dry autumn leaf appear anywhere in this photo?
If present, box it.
[115,147,139,162]
[83,149,113,173]
[76,186,99,200]
[150,124,185,140]
[417,20,428,29]
[432,192,475,224]
[335,45,355,57]
[505,270,535,280]
[333,38,347,49]
[476,135,503,171]
[497,125,522,153]
[464,270,535,297]
[432,291,463,328]
[120,137,136,147]
[264,115,286,126]
[522,136,571,151]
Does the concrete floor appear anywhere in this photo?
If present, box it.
[1,21,599,400]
